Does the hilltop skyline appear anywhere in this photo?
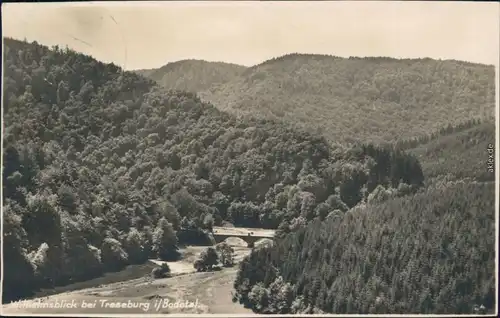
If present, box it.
[2,1,499,70]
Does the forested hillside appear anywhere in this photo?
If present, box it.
[135,59,246,93]
[198,53,495,144]
[2,38,425,302]
[406,120,495,183]
[234,181,496,314]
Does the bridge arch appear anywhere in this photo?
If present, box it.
[213,233,261,248]
[212,227,274,248]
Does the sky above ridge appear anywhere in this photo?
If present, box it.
[2,1,499,70]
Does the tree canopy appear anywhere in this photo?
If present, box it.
[2,38,424,302]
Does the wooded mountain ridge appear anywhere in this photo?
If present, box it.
[2,38,496,315]
[135,59,246,93]
[141,53,495,145]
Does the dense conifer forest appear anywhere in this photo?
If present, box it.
[233,182,496,314]
[3,38,426,303]
[407,121,495,183]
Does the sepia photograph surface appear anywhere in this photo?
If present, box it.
[1,1,499,316]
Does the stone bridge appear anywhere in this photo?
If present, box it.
[212,226,275,247]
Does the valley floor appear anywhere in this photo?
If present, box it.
[2,244,255,315]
